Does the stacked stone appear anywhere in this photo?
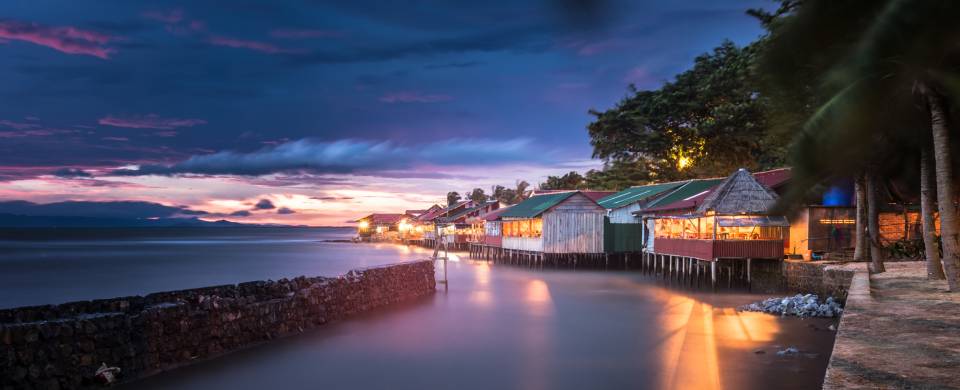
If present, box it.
[782,261,854,302]
[1,260,435,390]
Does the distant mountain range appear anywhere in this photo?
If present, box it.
[0,200,306,228]
[0,213,258,228]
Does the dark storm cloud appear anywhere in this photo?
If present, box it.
[110,138,548,177]
[0,0,771,180]
[52,167,93,178]
[254,199,275,210]
[0,200,206,218]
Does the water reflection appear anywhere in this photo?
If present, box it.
[127,250,834,390]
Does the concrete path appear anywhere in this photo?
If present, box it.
[824,261,960,389]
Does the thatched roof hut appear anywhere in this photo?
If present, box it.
[695,168,779,215]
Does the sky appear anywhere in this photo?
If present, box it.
[0,0,770,226]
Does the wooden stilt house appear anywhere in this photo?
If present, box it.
[597,181,686,253]
[647,169,788,262]
[499,191,606,254]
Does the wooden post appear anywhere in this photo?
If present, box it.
[711,260,717,286]
[747,258,752,284]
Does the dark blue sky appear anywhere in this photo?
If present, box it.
[0,0,769,225]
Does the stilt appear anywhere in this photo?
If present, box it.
[747,258,752,284]
[710,260,717,286]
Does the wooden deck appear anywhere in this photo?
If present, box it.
[654,238,784,260]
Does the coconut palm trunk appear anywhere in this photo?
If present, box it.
[866,172,886,273]
[921,146,946,279]
[924,81,960,290]
[854,174,869,261]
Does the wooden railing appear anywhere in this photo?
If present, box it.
[654,238,784,260]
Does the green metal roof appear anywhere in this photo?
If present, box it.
[643,178,724,210]
[596,181,686,209]
[499,192,576,218]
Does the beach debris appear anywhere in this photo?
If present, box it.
[828,324,837,331]
[739,294,843,318]
[754,349,766,354]
[94,363,121,384]
[776,347,799,356]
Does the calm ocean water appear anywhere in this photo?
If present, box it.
[1,228,836,389]
[0,227,423,309]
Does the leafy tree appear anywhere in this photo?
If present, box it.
[467,188,488,204]
[760,0,960,285]
[587,40,782,182]
[539,171,586,190]
[490,180,531,205]
[446,191,461,207]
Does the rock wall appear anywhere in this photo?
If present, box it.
[782,260,858,301]
[0,260,435,390]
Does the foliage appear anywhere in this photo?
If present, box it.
[446,191,461,207]
[538,171,586,190]
[467,188,488,203]
[587,40,784,183]
[490,180,530,205]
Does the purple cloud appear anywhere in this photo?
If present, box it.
[253,199,275,210]
[379,91,453,103]
[270,29,342,39]
[0,19,114,59]
[98,114,207,130]
[277,207,295,214]
[110,137,549,177]
[207,35,300,54]
[229,210,251,217]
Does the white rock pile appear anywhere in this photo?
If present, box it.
[739,294,843,318]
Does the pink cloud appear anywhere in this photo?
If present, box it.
[207,35,300,54]
[0,20,114,59]
[142,9,184,24]
[379,91,453,104]
[0,119,39,130]
[270,29,342,39]
[0,130,58,138]
[98,114,207,130]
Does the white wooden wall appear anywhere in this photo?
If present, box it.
[542,193,606,254]
[503,237,543,252]
[607,203,642,224]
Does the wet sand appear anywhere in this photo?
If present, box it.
[125,251,837,390]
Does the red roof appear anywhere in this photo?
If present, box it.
[357,213,405,224]
[480,205,512,221]
[530,189,615,202]
[642,168,791,214]
[754,167,791,191]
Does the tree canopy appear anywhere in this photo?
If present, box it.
[587,40,784,184]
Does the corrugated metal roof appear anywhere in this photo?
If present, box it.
[755,167,791,190]
[499,192,576,218]
[596,182,686,209]
[481,205,512,221]
[641,178,724,213]
[356,213,405,224]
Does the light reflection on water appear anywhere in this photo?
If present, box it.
[127,251,834,390]
[0,229,834,390]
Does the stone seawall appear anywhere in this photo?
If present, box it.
[0,260,435,390]
[782,260,860,301]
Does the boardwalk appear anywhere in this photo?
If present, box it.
[824,261,960,389]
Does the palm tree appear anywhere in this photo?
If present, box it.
[759,0,960,287]
[853,175,868,261]
[866,172,885,272]
[919,81,960,289]
[920,146,945,279]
